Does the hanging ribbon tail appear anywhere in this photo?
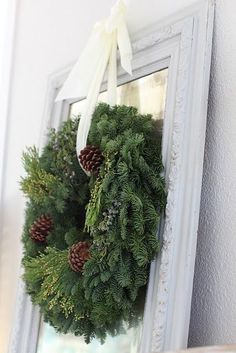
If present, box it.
[55,0,133,172]
[107,32,118,106]
[117,18,132,75]
[108,0,132,75]
[76,39,112,163]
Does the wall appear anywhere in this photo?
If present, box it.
[1,0,235,352]
[188,0,236,346]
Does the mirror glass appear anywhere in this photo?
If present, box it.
[70,69,168,123]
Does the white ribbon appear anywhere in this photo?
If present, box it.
[55,0,132,163]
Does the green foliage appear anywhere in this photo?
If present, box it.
[21,147,69,212]
[21,103,166,343]
[84,104,165,290]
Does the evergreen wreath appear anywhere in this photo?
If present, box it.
[21,103,166,343]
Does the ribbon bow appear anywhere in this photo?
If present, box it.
[55,0,132,163]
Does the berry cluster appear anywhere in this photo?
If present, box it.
[98,200,121,232]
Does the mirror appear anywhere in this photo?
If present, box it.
[37,68,168,353]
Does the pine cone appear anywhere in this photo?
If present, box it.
[68,241,90,272]
[29,214,53,243]
[78,145,104,175]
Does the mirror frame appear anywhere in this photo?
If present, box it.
[9,1,214,352]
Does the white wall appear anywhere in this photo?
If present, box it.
[188,0,236,346]
[1,0,236,352]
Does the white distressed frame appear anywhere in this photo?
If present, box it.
[8,1,214,353]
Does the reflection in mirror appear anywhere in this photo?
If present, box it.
[37,68,168,353]
[70,69,168,130]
